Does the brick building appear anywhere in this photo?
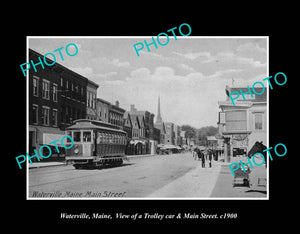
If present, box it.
[108,101,126,128]
[86,80,99,120]
[29,49,88,160]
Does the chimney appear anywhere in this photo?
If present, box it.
[115,100,119,107]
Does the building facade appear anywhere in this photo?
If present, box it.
[123,111,133,155]
[174,124,182,146]
[218,85,267,162]
[86,80,99,120]
[96,98,110,122]
[154,122,166,144]
[29,49,88,160]
[128,104,157,154]
[108,101,126,128]
[164,122,175,145]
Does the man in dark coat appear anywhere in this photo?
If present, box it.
[201,150,205,168]
[208,149,213,168]
[196,148,201,161]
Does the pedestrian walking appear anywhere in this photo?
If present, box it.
[193,148,197,160]
[208,149,212,168]
[201,150,205,168]
[196,148,201,161]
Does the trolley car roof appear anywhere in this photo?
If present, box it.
[66,121,126,134]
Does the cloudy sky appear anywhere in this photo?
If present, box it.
[29,36,268,128]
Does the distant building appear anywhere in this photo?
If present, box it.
[206,136,218,148]
[218,85,267,162]
[108,101,125,128]
[164,122,175,145]
[180,130,187,146]
[96,98,125,128]
[86,80,99,120]
[128,104,156,154]
[96,98,110,123]
[154,122,166,144]
[123,111,134,155]
[128,112,145,155]
[174,124,182,146]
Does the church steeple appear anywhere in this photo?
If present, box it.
[156,95,162,124]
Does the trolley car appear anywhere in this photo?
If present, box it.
[65,119,127,169]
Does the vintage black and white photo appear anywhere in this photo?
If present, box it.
[27,36,268,199]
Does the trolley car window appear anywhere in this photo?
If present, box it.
[104,133,108,143]
[111,134,114,144]
[109,134,113,144]
[66,131,72,142]
[73,131,81,142]
[83,131,91,142]
[99,132,104,143]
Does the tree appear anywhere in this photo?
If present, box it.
[197,126,218,142]
[181,125,196,139]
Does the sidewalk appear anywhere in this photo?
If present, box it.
[29,161,66,169]
[210,156,267,198]
[147,160,222,198]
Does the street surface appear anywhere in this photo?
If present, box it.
[28,152,267,198]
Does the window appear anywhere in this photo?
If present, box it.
[87,92,90,107]
[42,106,50,125]
[67,106,71,123]
[225,110,247,131]
[254,113,263,130]
[92,93,96,109]
[32,105,38,124]
[73,131,81,142]
[98,132,104,144]
[219,112,225,124]
[83,131,91,142]
[99,106,102,117]
[52,109,58,126]
[75,83,78,97]
[42,80,50,100]
[33,76,39,97]
[90,92,92,107]
[52,83,58,102]
[109,133,113,144]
